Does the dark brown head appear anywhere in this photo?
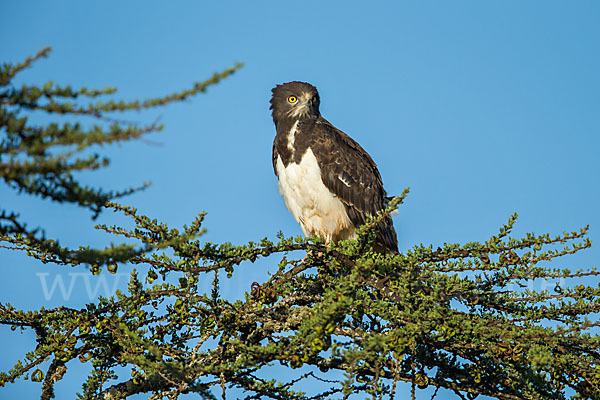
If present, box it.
[270,81,320,127]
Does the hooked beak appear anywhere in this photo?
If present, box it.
[287,93,318,118]
[302,93,318,114]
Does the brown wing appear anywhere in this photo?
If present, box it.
[310,118,398,252]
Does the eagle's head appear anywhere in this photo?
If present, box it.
[270,81,320,125]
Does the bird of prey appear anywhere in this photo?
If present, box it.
[270,81,398,253]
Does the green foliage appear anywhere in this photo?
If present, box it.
[0,47,242,266]
[1,49,600,400]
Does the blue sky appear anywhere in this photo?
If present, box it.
[1,1,599,399]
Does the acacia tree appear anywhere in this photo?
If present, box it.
[1,49,599,400]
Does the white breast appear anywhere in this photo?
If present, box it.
[275,149,356,243]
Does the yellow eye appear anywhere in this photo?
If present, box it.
[288,96,297,103]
